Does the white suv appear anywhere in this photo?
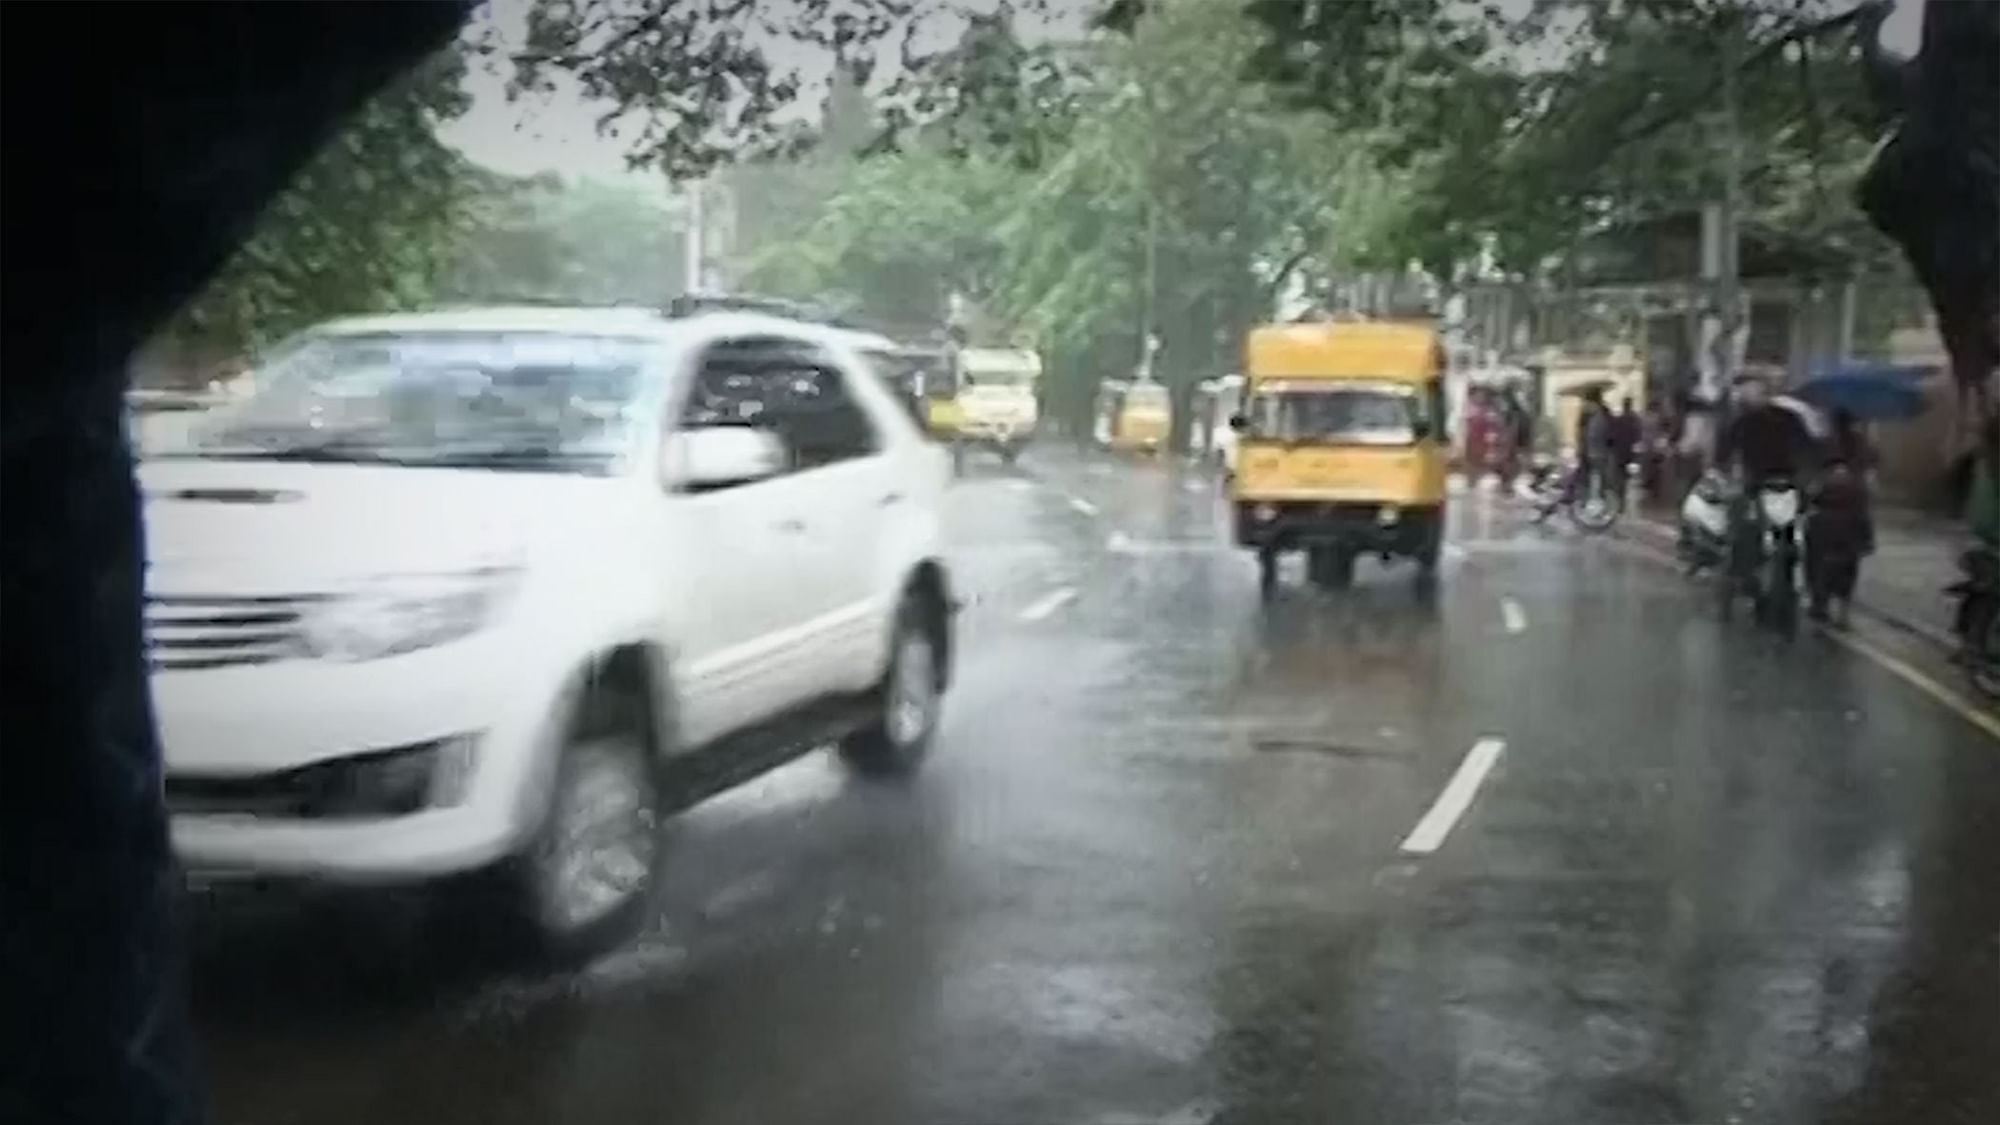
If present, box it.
[142,306,956,960]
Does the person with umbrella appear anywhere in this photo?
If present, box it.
[1716,373,1821,589]
[1803,445,1876,626]
[1718,373,1821,484]
[1827,406,1876,478]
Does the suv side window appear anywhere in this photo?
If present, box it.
[683,336,880,472]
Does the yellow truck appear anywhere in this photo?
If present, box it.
[1228,320,1451,593]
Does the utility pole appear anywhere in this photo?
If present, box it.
[1139,74,1159,381]
[1691,19,1746,470]
[1714,20,1746,397]
[683,179,706,294]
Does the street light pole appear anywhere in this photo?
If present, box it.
[683,178,706,294]
[1140,75,1158,381]
[1717,23,1744,393]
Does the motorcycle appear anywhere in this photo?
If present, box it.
[1947,545,2000,698]
[1715,477,1803,634]
[1524,454,1624,533]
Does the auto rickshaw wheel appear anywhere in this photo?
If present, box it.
[1413,532,1443,577]
[1256,548,1279,598]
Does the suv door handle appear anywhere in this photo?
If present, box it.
[879,491,904,507]
[776,517,807,533]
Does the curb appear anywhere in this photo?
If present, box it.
[1622,511,1958,651]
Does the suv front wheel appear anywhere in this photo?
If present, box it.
[463,695,665,966]
[840,593,945,776]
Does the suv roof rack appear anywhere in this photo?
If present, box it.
[427,294,650,309]
[662,291,876,331]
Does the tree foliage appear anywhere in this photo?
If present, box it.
[500,0,1080,179]
[729,0,1386,430]
[1245,0,1901,279]
[163,47,474,359]
[443,172,687,305]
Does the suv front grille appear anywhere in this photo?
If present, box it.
[146,594,318,671]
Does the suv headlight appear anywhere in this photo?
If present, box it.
[302,568,517,662]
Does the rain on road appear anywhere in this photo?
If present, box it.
[190,444,2000,1125]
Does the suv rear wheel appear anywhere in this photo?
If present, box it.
[840,593,944,776]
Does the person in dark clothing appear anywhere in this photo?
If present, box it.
[1716,377,1817,485]
[1828,407,1875,476]
[1607,397,1642,494]
[1495,385,1534,486]
[1638,402,1669,500]
[1805,457,1876,625]
[1716,376,1819,583]
[1570,388,1614,500]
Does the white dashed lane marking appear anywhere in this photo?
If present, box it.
[1400,737,1507,855]
[1017,587,1079,623]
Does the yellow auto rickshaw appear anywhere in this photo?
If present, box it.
[1109,379,1172,454]
[1228,320,1451,593]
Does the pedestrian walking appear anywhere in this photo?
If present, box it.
[1639,402,1669,502]
[1805,457,1875,626]
[1608,396,1642,496]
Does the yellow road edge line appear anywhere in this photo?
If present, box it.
[1610,530,2000,743]
[1818,626,2000,742]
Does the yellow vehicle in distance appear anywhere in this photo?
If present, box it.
[1228,320,1451,594]
[1105,379,1172,454]
[953,347,1041,464]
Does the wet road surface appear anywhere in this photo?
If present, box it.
[191,445,2000,1125]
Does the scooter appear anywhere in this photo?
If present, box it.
[1947,545,2000,698]
[1677,469,1733,575]
[1524,454,1623,533]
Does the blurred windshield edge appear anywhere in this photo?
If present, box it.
[162,330,656,470]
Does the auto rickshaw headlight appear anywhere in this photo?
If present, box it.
[1377,505,1400,525]
[1253,503,1278,522]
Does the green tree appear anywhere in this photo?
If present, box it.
[502,0,1014,179]
[737,147,1016,334]
[444,173,687,305]
[1242,0,1905,281]
[980,0,1372,418]
[161,46,474,365]
[725,0,1398,434]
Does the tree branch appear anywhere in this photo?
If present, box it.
[1591,2,1877,164]
[1262,245,1313,301]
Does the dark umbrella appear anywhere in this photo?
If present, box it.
[1791,362,1933,421]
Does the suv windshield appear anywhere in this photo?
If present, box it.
[1246,381,1424,446]
[166,331,658,472]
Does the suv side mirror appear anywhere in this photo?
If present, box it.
[669,427,787,490]
[1227,413,1247,432]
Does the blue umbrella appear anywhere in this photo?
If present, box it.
[1790,362,1933,421]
